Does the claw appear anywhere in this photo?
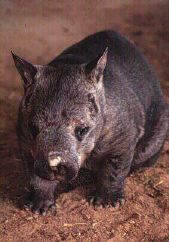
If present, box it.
[119,198,125,206]
[89,192,125,209]
[112,197,125,208]
[42,210,47,216]
[24,202,33,211]
[24,198,56,215]
[89,196,95,205]
[94,197,103,207]
[112,201,120,209]
[32,206,41,215]
[50,205,57,215]
[89,195,104,208]
[31,202,56,215]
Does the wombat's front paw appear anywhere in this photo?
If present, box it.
[25,191,56,215]
[89,191,125,208]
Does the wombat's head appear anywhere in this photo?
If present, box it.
[12,48,108,182]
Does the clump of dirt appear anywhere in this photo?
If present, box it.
[0,1,168,241]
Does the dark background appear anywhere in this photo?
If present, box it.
[0,1,169,241]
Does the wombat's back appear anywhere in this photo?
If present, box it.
[49,30,165,113]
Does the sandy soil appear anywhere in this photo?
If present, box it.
[0,1,169,241]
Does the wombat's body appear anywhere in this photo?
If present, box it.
[12,30,169,214]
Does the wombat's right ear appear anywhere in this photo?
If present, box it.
[11,51,37,88]
[85,47,108,85]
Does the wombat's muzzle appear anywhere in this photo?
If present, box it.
[35,128,79,181]
[48,151,79,181]
[34,151,79,182]
[50,161,78,182]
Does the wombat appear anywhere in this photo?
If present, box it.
[12,30,169,215]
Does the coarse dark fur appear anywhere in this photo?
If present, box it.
[12,30,169,215]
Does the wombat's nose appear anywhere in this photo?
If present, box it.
[48,151,78,181]
[54,164,68,176]
[48,155,61,168]
[48,152,68,180]
[51,163,69,181]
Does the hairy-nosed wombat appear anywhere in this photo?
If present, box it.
[12,30,169,215]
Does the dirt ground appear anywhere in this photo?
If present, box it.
[0,0,169,241]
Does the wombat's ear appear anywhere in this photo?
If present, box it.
[85,47,108,84]
[11,52,37,88]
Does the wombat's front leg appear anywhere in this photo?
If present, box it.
[90,153,133,208]
[26,175,57,215]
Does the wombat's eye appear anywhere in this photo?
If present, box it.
[75,126,90,141]
[29,122,39,139]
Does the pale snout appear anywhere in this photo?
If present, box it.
[48,151,62,169]
[48,151,65,178]
[48,151,78,181]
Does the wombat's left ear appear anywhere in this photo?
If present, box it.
[11,51,37,88]
[85,47,108,84]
